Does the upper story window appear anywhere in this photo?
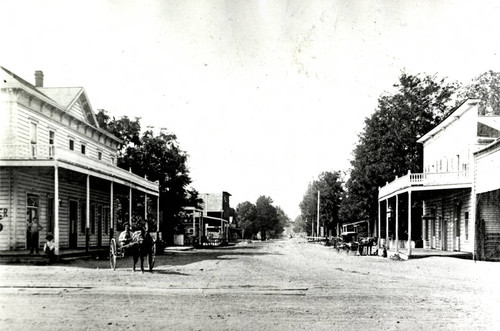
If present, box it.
[49,131,55,145]
[98,151,102,160]
[49,131,55,158]
[81,144,86,155]
[69,139,75,151]
[30,122,37,144]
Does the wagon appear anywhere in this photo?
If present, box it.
[109,230,156,271]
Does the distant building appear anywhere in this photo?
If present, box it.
[0,67,159,255]
[179,192,241,246]
[200,192,232,244]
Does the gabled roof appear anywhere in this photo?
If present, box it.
[417,99,480,144]
[37,87,82,109]
[1,66,120,144]
[38,87,100,127]
[1,66,52,103]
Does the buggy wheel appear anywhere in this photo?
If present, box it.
[109,238,117,270]
[148,242,156,271]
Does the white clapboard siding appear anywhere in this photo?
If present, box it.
[16,102,116,164]
[0,169,13,250]
[67,99,86,122]
[7,167,116,250]
[422,190,473,253]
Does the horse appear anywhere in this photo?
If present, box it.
[130,229,155,273]
[358,237,378,256]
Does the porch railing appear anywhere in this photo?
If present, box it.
[379,170,472,198]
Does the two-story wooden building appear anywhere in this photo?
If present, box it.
[378,99,500,258]
[0,67,160,255]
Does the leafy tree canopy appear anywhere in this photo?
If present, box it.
[96,110,201,239]
[235,196,289,240]
[299,171,345,236]
[340,72,458,226]
[458,70,500,115]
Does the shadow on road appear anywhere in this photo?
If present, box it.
[58,243,280,270]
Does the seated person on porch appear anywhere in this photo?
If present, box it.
[44,234,56,261]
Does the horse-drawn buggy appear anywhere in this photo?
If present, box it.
[334,231,378,256]
[109,227,156,272]
[335,231,359,253]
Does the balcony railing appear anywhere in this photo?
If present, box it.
[379,170,472,198]
[0,144,55,159]
[0,144,158,192]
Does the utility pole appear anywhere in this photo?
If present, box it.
[317,190,320,238]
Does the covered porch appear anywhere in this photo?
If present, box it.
[378,170,472,258]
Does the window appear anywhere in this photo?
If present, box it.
[69,139,75,151]
[30,122,38,157]
[30,122,37,144]
[49,131,55,145]
[98,151,102,160]
[27,194,39,221]
[49,131,55,158]
[465,212,469,240]
[81,144,86,155]
[103,206,109,235]
[111,156,115,165]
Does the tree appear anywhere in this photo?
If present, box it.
[96,110,201,241]
[270,206,290,239]
[299,171,345,236]
[458,70,500,115]
[236,196,289,240]
[255,196,278,241]
[341,72,459,230]
[235,201,257,239]
[293,215,306,234]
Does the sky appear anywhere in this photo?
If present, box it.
[3,1,500,220]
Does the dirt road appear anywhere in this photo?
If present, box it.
[1,238,499,330]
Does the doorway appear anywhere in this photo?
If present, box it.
[454,204,461,251]
[97,205,102,247]
[69,200,78,248]
[441,217,447,251]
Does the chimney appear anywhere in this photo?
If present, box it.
[34,70,44,87]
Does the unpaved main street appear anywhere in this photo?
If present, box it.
[1,238,499,330]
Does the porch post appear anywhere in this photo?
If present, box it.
[396,194,399,252]
[54,164,60,255]
[110,181,114,239]
[129,187,132,228]
[156,195,160,240]
[192,210,196,238]
[422,200,426,249]
[385,199,389,248]
[86,174,90,252]
[144,193,148,222]
[408,190,412,257]
[377,200,381,248]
